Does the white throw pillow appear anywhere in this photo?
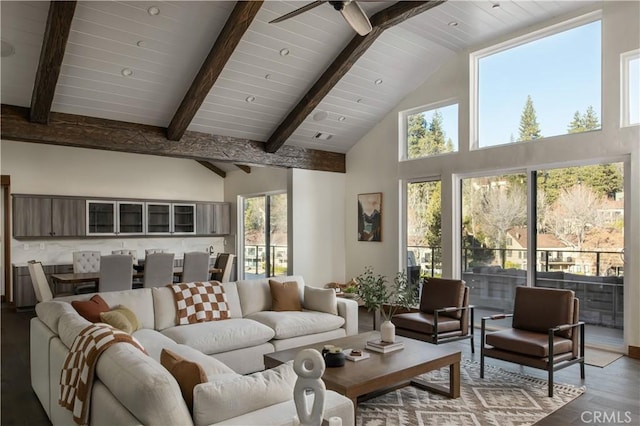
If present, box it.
[192,361,296,426]
[303,286,338,315]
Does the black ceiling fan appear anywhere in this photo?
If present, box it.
[269,1,373,36]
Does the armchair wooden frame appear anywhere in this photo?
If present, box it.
[480,313,585,397]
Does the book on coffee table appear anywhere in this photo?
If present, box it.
[343,348,370,361]
[365,340,404,353]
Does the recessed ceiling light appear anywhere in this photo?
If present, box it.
[1,39,15,57]
[492,3,501,9]
[312,111,328,121]
[374,78,383,85]
[264,74,271,80]
[121,68,133,77]
[147,6,160,16]
[245,95,256,103]
[314,132,333,140]
[338,116,346,122]
[356,98,363,103]
[136,40,146,47]
[279,48,290,56]
[448,21,459,27]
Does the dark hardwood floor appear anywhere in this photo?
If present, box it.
[2,305,638,425]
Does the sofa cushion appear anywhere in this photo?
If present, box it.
[132,329,238,377]
[153,283,243,331]
[170,281,230,325]
[246,311,345,339]
[161,348,207,411]
[94,343,193,425]
[71,295,109,322]
[486,328,573,357]
[35,301,76,334]
[161,318,275,355]
[57,289,155,330]
[269,280,302,312]
[237,276,305,316]
[303,286,338,315]
[58,311,92,348]
[192,361,296,426]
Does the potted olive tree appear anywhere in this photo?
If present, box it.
[355,266,418,342]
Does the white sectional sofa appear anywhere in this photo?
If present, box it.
[30,276,359,425]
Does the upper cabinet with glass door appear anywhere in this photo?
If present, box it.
[173,203,196,234]
[118,202,145,235]
[146,202,172,235]
[86,200,116,235]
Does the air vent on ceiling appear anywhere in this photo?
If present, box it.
[314,132,333,140]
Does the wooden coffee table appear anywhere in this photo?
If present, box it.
[264,332,461,413]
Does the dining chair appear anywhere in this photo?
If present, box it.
[212,253,235,283]
[143,252,175,288]
[72,250,101,293]
[145,248,166,256]
[27,260,53,303]
[111,249,138,266]
[99,254,134,292]
[181,251,211,283]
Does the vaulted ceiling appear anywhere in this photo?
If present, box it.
[1,1,596,175]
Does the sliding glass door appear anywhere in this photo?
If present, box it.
[241,192,287,279]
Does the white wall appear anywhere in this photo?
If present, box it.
[345,1,640,349]
[290,169,346,287]
[1,140,227,267]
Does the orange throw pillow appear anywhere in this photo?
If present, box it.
[269,280,302,312]
[161,348,207,412]
[71,295,110,323]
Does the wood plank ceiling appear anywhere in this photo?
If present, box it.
[0,1,598,174]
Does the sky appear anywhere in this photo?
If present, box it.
[478,20,602,147]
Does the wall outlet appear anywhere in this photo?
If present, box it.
[23,243,29,251]
[40,242,45,250]
[121,241,126,248]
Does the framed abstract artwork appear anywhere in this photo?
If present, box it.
[357,192,382,241]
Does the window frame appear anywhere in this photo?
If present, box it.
[469,10,603,150]
[398,98,459,161]
[621,48,640,128]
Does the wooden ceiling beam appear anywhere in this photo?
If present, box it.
[264,0,446,153]
[1,105,345,173]
[167,1,264,141]
[30,1,77,124]
[235,165,251,174]
[197,161,226,178]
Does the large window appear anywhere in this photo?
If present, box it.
[473,15,601,148]
[401,102,458,160]
[406,180,442,282]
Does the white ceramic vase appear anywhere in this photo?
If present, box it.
[380,320,396,343]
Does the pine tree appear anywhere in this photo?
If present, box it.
[407,113,427,158]
[568,111,584,133]
[517,95,542,141]
[582,105,600,130]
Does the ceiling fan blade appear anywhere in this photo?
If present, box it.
[340,1,372,36]
[269,1,326,24]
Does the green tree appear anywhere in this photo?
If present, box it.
[407,112,427,158]
[517,95,542,141]
[424,183,442,248]
[568,105,600,133]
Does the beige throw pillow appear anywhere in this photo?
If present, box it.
[192,361,296,426]
[303,286,338,315]
[100,310,133,334]
[161,348,207,412]
[269,280,302,311]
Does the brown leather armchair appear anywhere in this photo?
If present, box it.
[480,286,585,397]
[393,278,474,352]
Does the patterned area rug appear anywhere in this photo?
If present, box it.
[357,360,585,426]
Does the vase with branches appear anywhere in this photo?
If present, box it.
[355,266,419,342]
